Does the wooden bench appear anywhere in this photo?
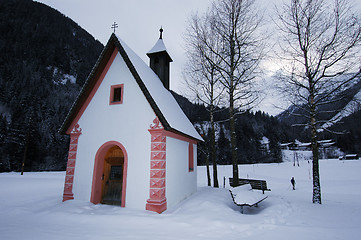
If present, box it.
[229,178,271,194]
[229,184,268,214]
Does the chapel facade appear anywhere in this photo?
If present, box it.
[60,29,202,213]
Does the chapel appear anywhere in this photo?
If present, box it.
[60,29,202,213]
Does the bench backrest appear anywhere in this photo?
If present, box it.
[229,178,268,191]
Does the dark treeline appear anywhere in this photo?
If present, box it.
[327,110,361,155]
[171,92,296,165]
[0,0,103,171]
[174,85,361,166]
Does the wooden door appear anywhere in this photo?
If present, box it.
[101,147,124,206]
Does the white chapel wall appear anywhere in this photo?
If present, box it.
[73,52,155,210]
[166,137,197,209]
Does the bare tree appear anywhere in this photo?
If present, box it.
[184,12,224,188]
[276,0,361,204]
[207,0,265,185]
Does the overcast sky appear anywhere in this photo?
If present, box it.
[35,0,361,115]
[36,0,215,89]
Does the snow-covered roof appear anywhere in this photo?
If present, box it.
[260,136,269,144]
[147,39,168,54]
[146,38,173,62]
[298,142,311,147]
[280,139,335,149]
[280,143,292,147]
[60,33,202,141]
[116,35,201,141]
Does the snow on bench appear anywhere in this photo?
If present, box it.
[229,184,268,214]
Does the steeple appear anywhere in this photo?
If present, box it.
[147,27,173,90]
[159,27,163,39]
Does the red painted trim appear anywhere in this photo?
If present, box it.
[62,127,82,202]
[146,124,167,213]
[188,143,194,172]
[145,119,198,213]
[109,84,124,105]
[164,130,198,145]
[66,47,118,134]
[146,118,199,213]
[146,198,167,213]
[90,141,128,207]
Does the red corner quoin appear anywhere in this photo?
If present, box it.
[63,124,82,201]
[146,117,167,213]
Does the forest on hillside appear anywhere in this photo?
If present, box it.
[0,0,360,173]
[172,92,297,165]
[0,0,103,171]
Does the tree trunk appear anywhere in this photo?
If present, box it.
[204,124,211,187]
[21,133,29,175]
[310,96,322,204]
[210,104,219,188]
[229,30,239,187]
[205,154,211,187]
[229,90,238,186]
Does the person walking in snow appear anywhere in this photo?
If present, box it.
[291,177,296,190]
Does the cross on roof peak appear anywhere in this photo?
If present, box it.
[111,22,118,33]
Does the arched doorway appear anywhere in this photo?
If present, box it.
[101,146,124,205]
[91,141,128,207]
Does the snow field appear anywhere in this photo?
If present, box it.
[1,159,360,240]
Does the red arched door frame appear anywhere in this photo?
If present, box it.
[90,141,128,207]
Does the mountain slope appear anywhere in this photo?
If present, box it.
[277,75,361,154]
[0,0,103,171]
[320,88,361,130]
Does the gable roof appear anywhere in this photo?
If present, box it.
[60,33,202,142]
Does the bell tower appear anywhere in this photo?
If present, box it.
[147,28,173,90]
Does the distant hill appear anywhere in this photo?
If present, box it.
[0,0,103,171]
[277,75,361,155]
[171,91,295,164]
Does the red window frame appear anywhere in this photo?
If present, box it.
[109,84,124,105]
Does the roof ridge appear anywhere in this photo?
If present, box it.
[60,33,202,141]
[112,34,171,131]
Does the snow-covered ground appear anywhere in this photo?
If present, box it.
[1,159,360,240]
